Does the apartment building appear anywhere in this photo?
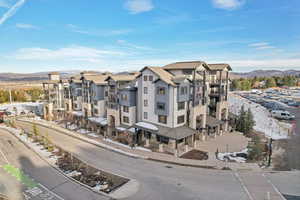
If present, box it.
[43,61,231,156]
[105,74,139,138]
[43,72,69,121]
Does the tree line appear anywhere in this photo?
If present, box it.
[0,88,43,104]
[231,75,300,91]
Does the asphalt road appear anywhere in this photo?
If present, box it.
[0,129,110,200]
[15,120,300,200]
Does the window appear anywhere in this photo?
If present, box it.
[105,91,108,97]
[94,109,98,114]
[157,87,166,95]
[144,76,148,81]
[123,116,129,123]
[123,106,129,113]
[157,102,165,110]
[177,115,185,124]
[149,75,153,81]
[144,87,148,94]
[177,102,185,110]
[158,115,167,124]
[144,112,148,119]
[121,94,128,101]
[180,87,184,95]
[144,99,148,107]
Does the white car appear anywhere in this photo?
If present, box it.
[271,110,295,120]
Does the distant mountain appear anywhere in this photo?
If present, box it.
[0,71,80,82]
[231,70,300,79]
[0,69,299,82]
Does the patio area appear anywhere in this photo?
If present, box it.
[196,131,250,153]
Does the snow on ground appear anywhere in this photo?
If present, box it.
[217,149,248,163]
[229,94,290,140]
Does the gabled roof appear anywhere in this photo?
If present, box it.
[83,75,109,85]
[105,74,139,82]
[163,61,209,70]
[139,66,176,86]
[207,64,232,71]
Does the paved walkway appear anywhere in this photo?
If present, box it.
[17,118,261,171]
[197,132,250,153]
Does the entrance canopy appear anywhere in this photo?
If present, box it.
[206,116,224,128]
[133,121,196,140]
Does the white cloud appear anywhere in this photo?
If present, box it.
[12,46,127,63]
[16,23,39,29]
[248,42,269,47]
[0,0,26,26]
[124,0,154,14]
[67,24,132,37]
[248,42,277,50]
[116,39,153,50]
[0,0,10,8]
[212,0,245,10]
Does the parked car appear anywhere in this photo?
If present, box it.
[271,110,295,120]
[288,101,300,107]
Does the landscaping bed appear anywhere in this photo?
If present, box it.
[180,150,208,160]
[54,149,129,193]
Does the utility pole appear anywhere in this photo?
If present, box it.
[9,89,12,104]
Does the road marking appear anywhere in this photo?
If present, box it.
[234,172,255,200]
[0,146,10,164]
[39,183,64,200]
[262,173,286,200]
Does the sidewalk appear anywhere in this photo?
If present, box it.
[17,118,261,171]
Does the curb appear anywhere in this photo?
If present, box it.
[16,119,256,171]
[0,126,115,200]
[17,119,147,160]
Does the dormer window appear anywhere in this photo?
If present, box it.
[157,87,166,95]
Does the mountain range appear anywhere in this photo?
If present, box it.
[0,69,299,82]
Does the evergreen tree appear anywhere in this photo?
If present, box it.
[266,78,277,88]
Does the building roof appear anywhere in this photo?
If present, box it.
[206,116,224,128]
[133,121,196,140]
[105,74,139,82]
[207,64,232,71]
[139,66,176,86]
[84,74,109,85]
[48,72,60,75]
[163,61,209,70]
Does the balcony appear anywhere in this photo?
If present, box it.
[209,79,228,87]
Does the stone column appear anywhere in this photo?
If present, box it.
[145,138,150,147]
[159,143,164,152]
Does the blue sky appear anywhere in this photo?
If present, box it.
[0,0,299,73]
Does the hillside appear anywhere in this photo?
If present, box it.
[231,70,300,79]
[0,69,299,82]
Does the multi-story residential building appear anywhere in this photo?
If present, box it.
[207,64,232,134]
[42,61,232,156]
[43,72,69,121]
[105,73,139,138]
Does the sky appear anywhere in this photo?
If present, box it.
[0,0,299,73]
